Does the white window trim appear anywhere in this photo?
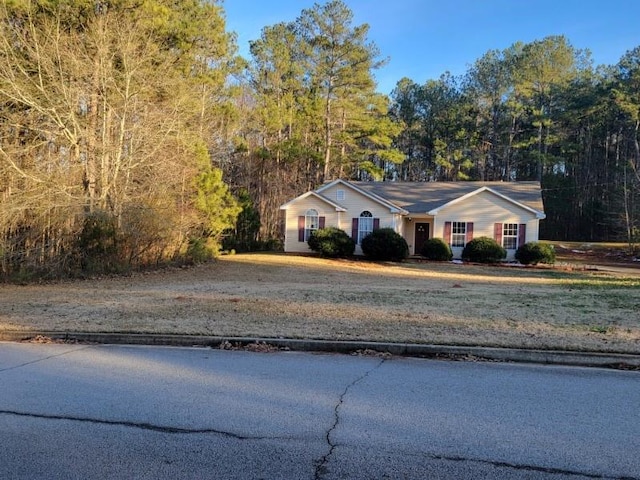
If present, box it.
[358,211,373,245]
[451,222,466,248]
[305,209,319,241]
[503,223,519,250]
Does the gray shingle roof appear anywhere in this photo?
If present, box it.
[350,181,544,214]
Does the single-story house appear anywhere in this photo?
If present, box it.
[279,179,546,260]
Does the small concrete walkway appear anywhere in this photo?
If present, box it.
[1,331,639,370]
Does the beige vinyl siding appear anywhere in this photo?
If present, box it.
[433,190,540,260]
[321,184,398,231]
[284,184,401,254]
[282,196,342,253]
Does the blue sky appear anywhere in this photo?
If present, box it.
[223,0,640,95]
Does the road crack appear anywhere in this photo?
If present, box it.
[0,410,280,441]
[425,452,639,480]
[314,357,387,479]
[0,346,93,373]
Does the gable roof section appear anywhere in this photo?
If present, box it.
[279,191,347,211]
[315,179,409,214]
[427,186,546,219]
[352,181,545,218]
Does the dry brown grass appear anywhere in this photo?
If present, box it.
[1,253,639,353]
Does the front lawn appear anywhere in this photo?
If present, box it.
[0,253,638,353]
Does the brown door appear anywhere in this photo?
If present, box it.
[414,223,430,255]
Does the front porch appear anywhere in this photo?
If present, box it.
[402,216,434,255]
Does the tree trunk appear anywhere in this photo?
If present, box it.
[322,81,333,182]
[537,121,544,182]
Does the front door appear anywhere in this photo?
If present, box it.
[414,223,430,255]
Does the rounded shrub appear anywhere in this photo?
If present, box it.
[361,228,409,262]
[420,237,453,261]
[307,227,355,258]
[515,242,556,265]
[461,236,506,263]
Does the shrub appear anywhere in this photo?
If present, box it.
[420,237,453,261]
[307,227,355,258]
[252,238,283,252]
[222,235,283,253]
[461,236,506,263]
[186,237,216,264]
[361,228,409,261]
[516,242,556,265]
[77,210,122,273]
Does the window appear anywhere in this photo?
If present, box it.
[336,189,345,201]
[358,211,373,244]
[503,223,519,250]
[304,209,319,241]
[451,222,466,247]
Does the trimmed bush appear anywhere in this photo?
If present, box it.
[307,227,355,258]
[361,228,409,262]
[420,237,453,261]
[516,242,556,265]
[461,236,506,263]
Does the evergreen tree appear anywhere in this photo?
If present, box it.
[0,0,240,277]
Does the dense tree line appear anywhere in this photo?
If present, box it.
[226,0,402,244]
[1,0,638,279]
[228,7,639,248]
[0,0,240,278]
[388,37,640,243]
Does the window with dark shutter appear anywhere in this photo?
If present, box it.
[465,222,474,244]
[357,211,374,244]
[494,223,503,245]
[502,223,519,249]
[443,221,452,245]
[298,216,305,242]
[518,224,527,247]
[303,209,319,241]
[451,222,466,247]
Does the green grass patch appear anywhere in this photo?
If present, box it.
[558,277,640,289]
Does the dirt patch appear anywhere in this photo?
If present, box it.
[1,253,639,354]
[218,340,288,353]
[554,242,640,269]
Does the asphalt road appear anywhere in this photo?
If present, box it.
[1,343,638,480]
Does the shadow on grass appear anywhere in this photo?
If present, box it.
[221,253,640,291]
